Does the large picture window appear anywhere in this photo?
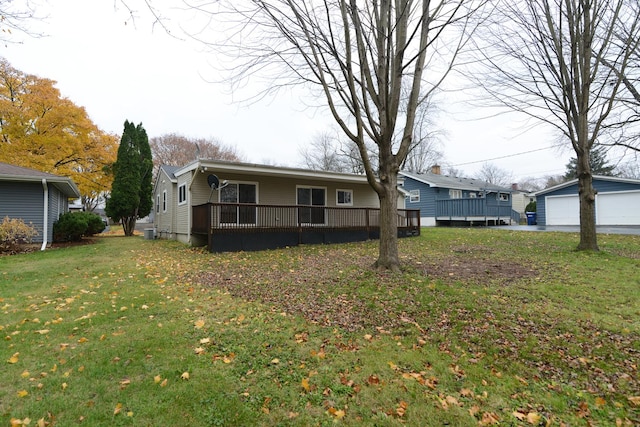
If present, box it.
[297,186,326,224]
[220,183,257,224]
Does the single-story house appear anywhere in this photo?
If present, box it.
[0,162,81,248]
[534,175,640,226]
[153,159,420,252]
[400,167,519,226]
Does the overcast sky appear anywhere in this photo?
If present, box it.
[4,0,574,182]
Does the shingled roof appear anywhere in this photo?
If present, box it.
[0,162,81,198]
[400,171,513,193]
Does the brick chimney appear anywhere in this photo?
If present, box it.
[431,164,441,175]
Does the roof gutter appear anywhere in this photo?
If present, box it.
[41,179,48,251]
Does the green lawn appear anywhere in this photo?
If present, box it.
[1,229,638,426]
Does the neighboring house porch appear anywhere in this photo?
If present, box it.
[400,169,519,226]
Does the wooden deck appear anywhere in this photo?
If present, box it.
[192,203,420,252]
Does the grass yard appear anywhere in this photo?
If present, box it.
[0,228,638,426]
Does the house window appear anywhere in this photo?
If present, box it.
[162,191,167,212]
[499,193,510,202]
[469,192,477,198]
[178,184,187,205]
[409,189,420,203]
[297,186,326,224]
[220,182,257,224]
[336,189,353,206]
[156,195,160,213]
[449,189,462,199]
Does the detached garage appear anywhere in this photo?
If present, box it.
[535,176,640,226]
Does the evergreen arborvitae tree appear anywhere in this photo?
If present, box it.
[564,146,616,181]
[105,121,153,236]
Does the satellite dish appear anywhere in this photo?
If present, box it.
[207,174,220,190]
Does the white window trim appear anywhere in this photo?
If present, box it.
[336,189,353,206]
[178,184,187,205]
[162,190,167,213]
[449,189,462,199]
[296,185,328,205]
[217,181,259,204]
[409,189,420,203]
[499,193,510,201]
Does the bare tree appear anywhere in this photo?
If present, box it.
[475,163,513,187]
[0,0,43,44]
[150,133,242,176]
[401,98,444,173]
[299,132,349,172]
[469,0,639,251]
[598,1,640,149]
[183,0,488,270]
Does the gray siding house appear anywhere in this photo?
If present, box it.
[153,159,419,252]
[534,176,640,226]
[0,163,81,248]
[400,168,518,226]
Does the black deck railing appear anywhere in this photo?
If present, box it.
[192,203,420,235]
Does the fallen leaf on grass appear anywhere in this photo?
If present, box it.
[194,319,205,329]
[478,412,500,425]
[526,412,541,424]
[181,372,190,380]
[327,407,346,419]
[628,396,640,406]
[114,403,123,415]
[8,352,19,363]
[17,390,28,397]
[301,377,310,392]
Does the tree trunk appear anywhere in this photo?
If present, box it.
[374,171,400,272]
[122,216,137,237]
[576,151,599,251]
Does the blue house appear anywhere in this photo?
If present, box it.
[0,162,81,248]
[400,168,518,226]
[534,176,640,226]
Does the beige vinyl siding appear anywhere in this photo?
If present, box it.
[192,173,379,208]
[153,170,177,238]
[176,173,192,235]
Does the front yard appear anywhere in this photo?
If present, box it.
[1,228,638,426]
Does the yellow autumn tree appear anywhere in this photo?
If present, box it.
[0,57,117,210]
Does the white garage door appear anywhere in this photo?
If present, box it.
[546,195,580,225]
[597,191,640,225]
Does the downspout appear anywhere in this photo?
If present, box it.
[187,169,197,245]
[41,179,48,251]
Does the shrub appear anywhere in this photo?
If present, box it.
[525,201,537,212]
[0,216,39,250]
[53,212,88,242]
[53,211,106,242]
[77,211,106,236]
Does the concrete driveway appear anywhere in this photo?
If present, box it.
[495,225,640,236]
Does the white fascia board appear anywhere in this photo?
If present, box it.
[191,160,370,184]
